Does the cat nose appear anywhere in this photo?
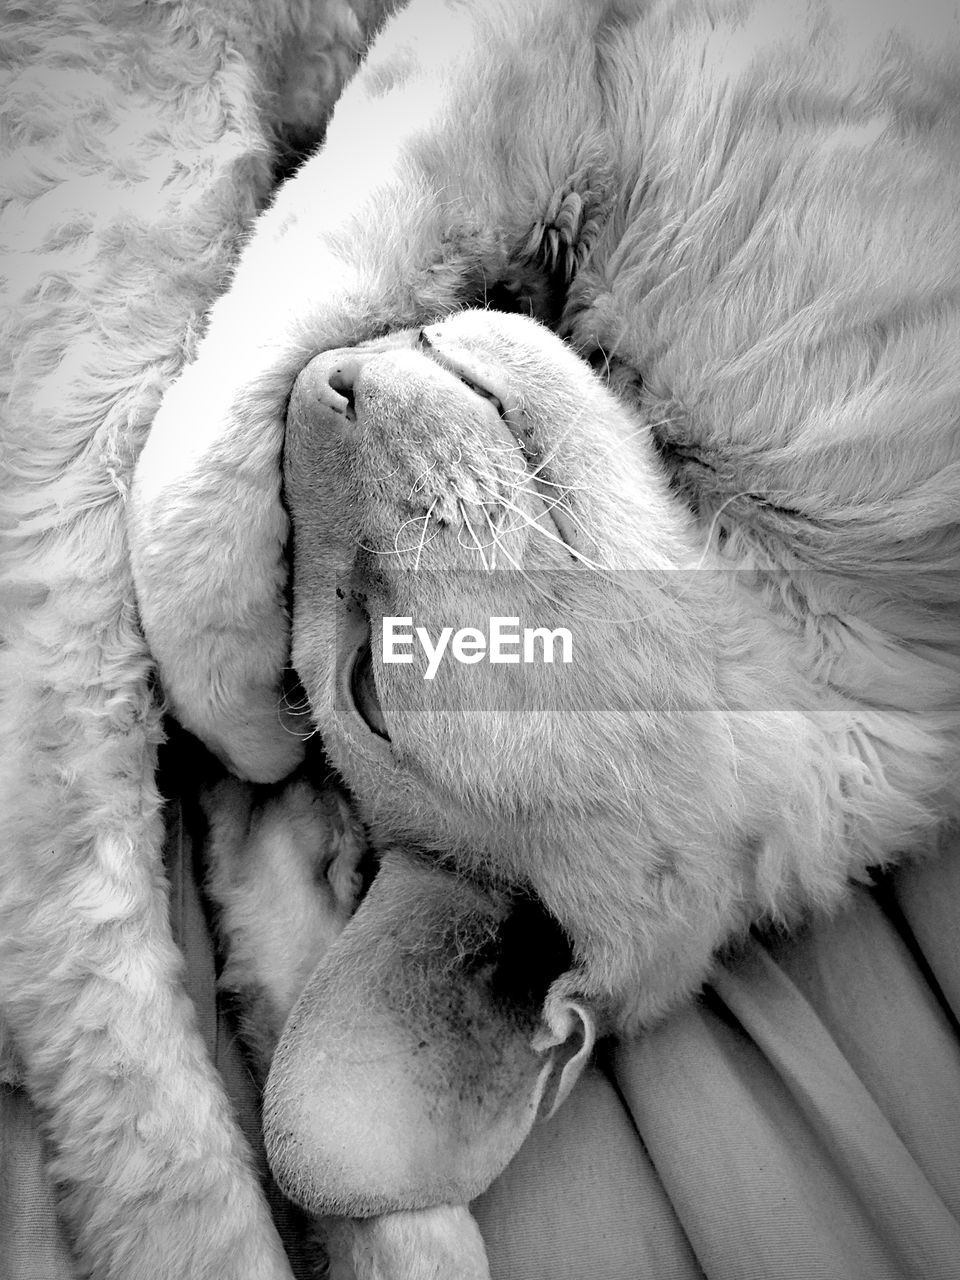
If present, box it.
[291,328,423,430]
[323,355,362,421]
[298,350,368,426]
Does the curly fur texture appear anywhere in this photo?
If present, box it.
[0,2,389,1276]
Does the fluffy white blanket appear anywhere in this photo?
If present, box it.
[0,3,375,1276]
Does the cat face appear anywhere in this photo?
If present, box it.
[268,308,752,1215]
[282,309,768,1024]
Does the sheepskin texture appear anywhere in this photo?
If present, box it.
[0,2,387,1277]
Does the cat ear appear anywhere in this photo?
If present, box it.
[531,992,596,1120]
[262,848,595,1216]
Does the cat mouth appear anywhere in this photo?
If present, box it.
[335,594,391,745]
[349,634,390,741]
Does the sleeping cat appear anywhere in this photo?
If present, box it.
[131,0,960,1273]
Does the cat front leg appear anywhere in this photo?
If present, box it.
[129,0,606,782]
